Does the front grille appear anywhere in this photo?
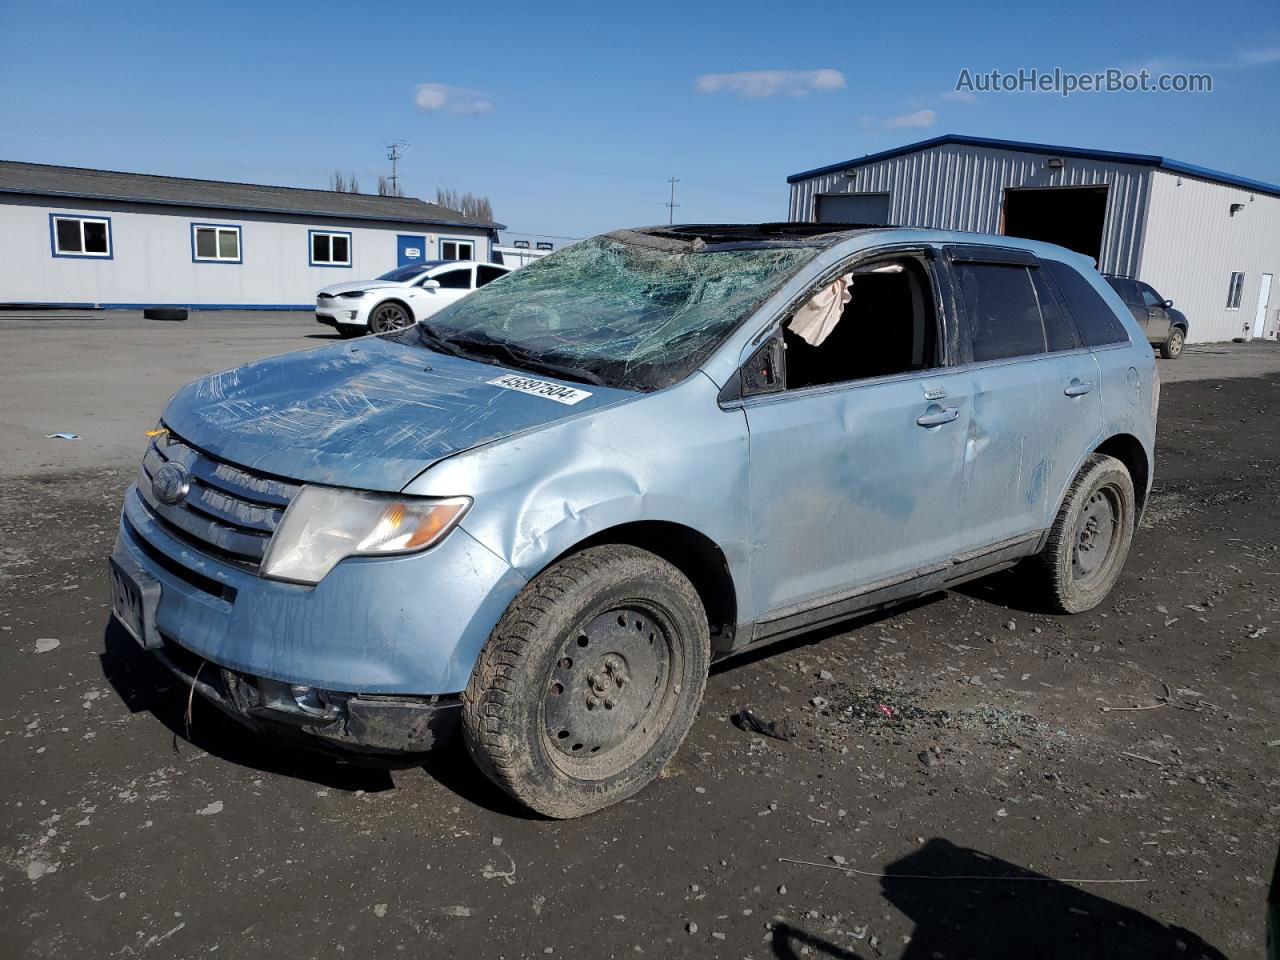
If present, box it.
[136,430,300,573]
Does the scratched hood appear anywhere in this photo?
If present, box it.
[161,335,635,491]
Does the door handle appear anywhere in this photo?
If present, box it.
[1064,379,1094,397]
[916,406,959,427]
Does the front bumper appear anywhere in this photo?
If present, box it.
[147,628,461,758]
[315,302,366,328]
[113,483,527,695]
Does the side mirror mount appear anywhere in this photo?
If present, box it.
[1163,298,1174,309]
[720,334,785,404]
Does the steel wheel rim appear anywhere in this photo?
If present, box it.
[541,603,681,780]
[370,304,410,333]
[1071,486,1121,587]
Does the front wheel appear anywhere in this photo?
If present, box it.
[368,301,413,334]
[1032,453,1136,614]
[462,545,710,819]
[1160,326,1185,359]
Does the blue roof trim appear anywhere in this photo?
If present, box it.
[785,133,1280,199]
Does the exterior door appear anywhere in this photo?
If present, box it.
[408,265,474,319]
[949,253,1104,547]
[744,371,974,616]
[397,235,427,268]
[1253,274,1273,339]
[1136,282,1171,341]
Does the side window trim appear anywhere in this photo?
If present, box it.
[731,245,953,402]
[741,244,954,367]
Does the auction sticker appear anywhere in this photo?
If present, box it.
[488,374,593,405]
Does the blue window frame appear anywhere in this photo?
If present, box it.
[438,236,476,261]
[191,223,243,264]
[309,229,352,267]
[49,213,113,259]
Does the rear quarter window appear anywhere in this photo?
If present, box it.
[1045,261,1131,346]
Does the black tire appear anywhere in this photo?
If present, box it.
[1033,453,1136,614]
[462,544,710,819]
[144,307,187,321]
[1160,326,1185,359]
[367,300,412,334]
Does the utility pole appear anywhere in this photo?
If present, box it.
[665,175,680,224]
[386,140,410,196]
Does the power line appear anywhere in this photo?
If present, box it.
[666,175,680,224]
[385,140,410,195]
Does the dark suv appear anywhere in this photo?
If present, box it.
[1105,276,1188,359]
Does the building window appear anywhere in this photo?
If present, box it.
[310,230,352,267]
[440,238,474,261]
[1226,271,1245,310]
[50,214,112,259]
[192,223,242,263]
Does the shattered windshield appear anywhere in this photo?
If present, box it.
[391,236,818,390]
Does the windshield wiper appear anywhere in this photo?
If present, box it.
[416,322,468,359]
[445,333,606,386]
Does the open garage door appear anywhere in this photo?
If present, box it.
[815,193,891,225]
[1002,186,1107,263]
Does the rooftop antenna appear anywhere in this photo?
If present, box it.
[666,175,680,224]
[386,140,411,195]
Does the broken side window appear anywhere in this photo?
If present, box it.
[782,257,940,390]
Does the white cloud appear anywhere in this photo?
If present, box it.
[885,109,937,129]
[1238,44,1280,65]
[413,83,494,115]
[693,69,846,99]
[940,89,977,103]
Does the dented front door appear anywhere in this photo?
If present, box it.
[742,370,973,620]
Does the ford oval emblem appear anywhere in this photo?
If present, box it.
[152,462,190,506]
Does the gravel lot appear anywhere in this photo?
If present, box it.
[1,312,1277,959]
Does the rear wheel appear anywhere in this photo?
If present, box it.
[1033,453,1136,613]
[368,301,412,334]
[462,545,710,819]
[1160,326,1185,359]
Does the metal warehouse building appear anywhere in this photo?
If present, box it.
[787,134,1280,344]
[0,161,502,310]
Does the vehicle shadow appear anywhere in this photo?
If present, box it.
[876,839,1226,960]
[711,594,946,677]
[98,618,397,792]
[950,565,1061,616]
[99,617,546,815]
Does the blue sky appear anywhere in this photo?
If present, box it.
[2,0,1277,241]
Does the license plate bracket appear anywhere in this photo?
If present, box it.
[109,556,162,650]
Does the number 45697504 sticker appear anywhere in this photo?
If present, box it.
[488,374,593,405]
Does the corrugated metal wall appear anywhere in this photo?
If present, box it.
[788,142,1150,277]
[1140,171,1280,343]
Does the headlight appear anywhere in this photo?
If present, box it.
[261,486,470,585]
[340,290,366,299]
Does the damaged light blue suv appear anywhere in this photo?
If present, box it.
[109,223,1158,817]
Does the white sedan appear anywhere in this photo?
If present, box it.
[315,260,512,336]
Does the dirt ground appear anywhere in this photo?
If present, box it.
[1,318,1277,959]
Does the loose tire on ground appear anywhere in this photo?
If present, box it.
[143,307,187,321]
[1161,326,1185,360]
[1033,453,1136,614]
[462,544,711,819]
